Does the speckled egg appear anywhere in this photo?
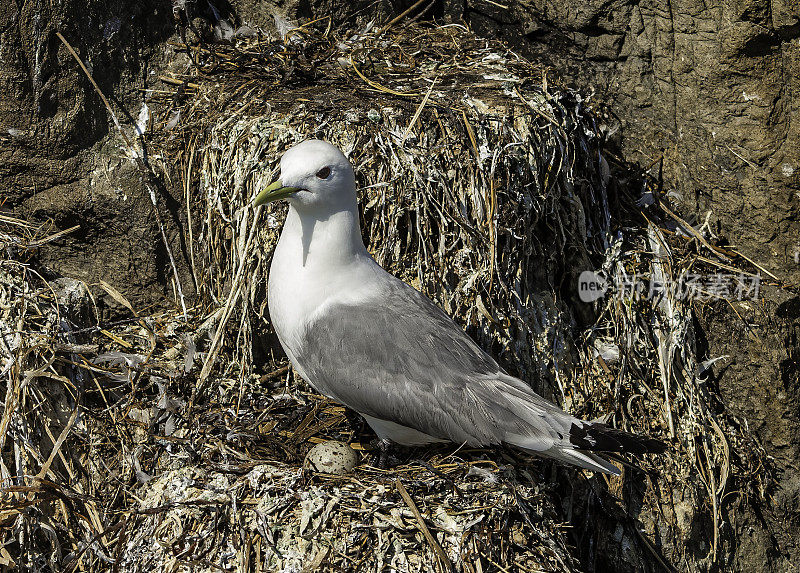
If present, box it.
[303,441,359,475]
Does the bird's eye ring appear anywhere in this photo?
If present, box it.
[316,166,331,179]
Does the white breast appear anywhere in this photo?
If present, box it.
[267,205,377,367]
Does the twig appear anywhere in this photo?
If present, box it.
[27,224,81,247]
[35,404,79,481]
[350,57,419,97]
[196,209,261,388]
[55,33,134,150]
[461,109,480,160]
[158,75,200,89]
[56,31,189,319]
[259,364,291,382]
[185,139,200,290]
[659,202,730,262]
[401,78,437,145]
[728,248,779,281]
[395,478,453,573]
[379,0,429,34]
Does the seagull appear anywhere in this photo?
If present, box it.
[255,140,665,474]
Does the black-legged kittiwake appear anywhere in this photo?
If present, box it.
[255,139,665,474]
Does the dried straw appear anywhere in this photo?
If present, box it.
[0,16,774,572]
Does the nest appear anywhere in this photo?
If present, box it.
[0,16,775,572]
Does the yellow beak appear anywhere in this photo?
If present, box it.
[254,179,301,206]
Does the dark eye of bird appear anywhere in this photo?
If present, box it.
[316,166,331,179]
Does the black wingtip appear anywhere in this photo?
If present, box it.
[569,422,667,455]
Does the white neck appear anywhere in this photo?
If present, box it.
[268,200,372,352]
[279,202,367,268]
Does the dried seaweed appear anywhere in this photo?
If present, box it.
[0,16,775,572]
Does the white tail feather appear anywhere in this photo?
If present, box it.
[507,435,621,475]
[553,449,620,475]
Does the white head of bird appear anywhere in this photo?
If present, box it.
[255,139,368,278]
[255,139,358,217]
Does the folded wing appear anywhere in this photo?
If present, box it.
[295,277,664,474]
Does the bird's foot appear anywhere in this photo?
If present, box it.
[371,438,395,469]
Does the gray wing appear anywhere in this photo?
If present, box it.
[295,278,574,448]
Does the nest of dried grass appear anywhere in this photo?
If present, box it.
[0,15,775,572]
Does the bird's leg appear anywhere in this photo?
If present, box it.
[372,438,394,469]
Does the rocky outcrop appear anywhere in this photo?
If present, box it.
[0,1,184,312]
[2,0,798,570]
